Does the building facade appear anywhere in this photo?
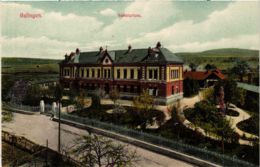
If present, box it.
[59,42,184,104]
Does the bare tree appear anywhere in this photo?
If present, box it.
[71,135,138,167]
[109,88,120,106]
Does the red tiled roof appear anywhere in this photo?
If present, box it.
[183,69,225,80]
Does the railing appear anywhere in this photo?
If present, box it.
[56,112,257,167]
[7,102,40,112]
[6,102,53,113]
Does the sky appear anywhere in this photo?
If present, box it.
[0,1,259,59]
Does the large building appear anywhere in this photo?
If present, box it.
[59,42,184,104]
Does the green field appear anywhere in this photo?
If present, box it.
[2,57,60,74]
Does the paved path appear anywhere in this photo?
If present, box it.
[2,111,195,167]
[225,104,258,139]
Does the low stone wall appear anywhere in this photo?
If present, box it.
[2,130,82,167]
[52,117,220,167]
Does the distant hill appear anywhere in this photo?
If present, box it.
[2,57,61,67]
[176,48,259,58]
[175,48,259,70]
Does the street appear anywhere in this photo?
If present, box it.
[2,111,195,167]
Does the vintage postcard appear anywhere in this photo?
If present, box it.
[1,1,259,167]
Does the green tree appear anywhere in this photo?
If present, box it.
[54,84,63,101]
[133,90,155,130]
[76,90,87,110]
[214,79,237,107]
[205,64,217,71]
[22,84,42,106]
[189,63,197,71]
[200,87,214,101]
[68,84,78,102]
[89,91,101,109]
[231,60,250,82]
[234,88,246,106]
[133,90,154,113]
[2,75,15,101]
[214,118,239,153]
[72,135,138,167]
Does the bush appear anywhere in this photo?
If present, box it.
[237,115,259,136]
[225,109,239,117]
[88,92,101,109]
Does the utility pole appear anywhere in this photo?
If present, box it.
[58,100,61,153]
[46,139,48,167]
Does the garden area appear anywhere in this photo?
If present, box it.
[69,87,259,165]
[184,100,239,143]
[71,90,165,130]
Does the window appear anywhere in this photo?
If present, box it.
[138,69,141,79]
[97,69,101,78]
[153,88,158,96]
[170,70,179,79]
[172,86,174,94]
[130,69,134,79]
[149,69,153,79]
[86,69,89,78]
[108,69,111,78]
[117,69,120,79]
[154,69,158,79]
[92,69,95,78]
[104,69,107,78]
[148,69,158,80]
[124,69,127,79]
[81,69,84,77]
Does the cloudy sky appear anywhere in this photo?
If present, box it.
[1,1,259,59]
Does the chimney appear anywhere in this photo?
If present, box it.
[127,45,132,53]
[148,47,152,54]
[64,53,68,60]
[76,48,80,55]
[99,46,103,53]
[156,41,161,48]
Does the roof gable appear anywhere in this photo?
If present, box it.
[62,47,183,64]
[183,70,225,80]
